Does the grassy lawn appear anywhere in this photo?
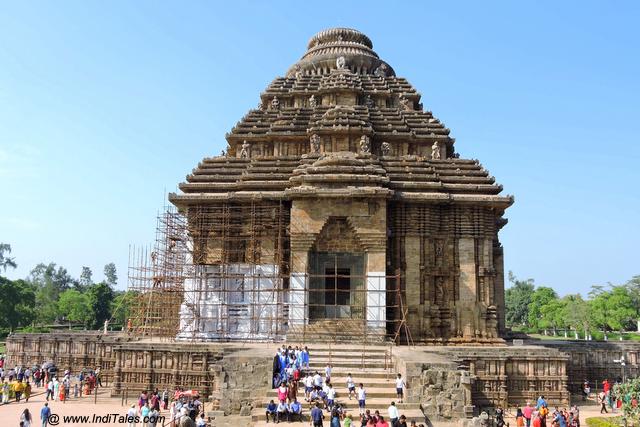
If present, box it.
[585,416,624,427]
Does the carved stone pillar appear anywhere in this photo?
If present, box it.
[457,237,478,338]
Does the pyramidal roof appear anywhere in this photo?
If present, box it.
[170,28,513,212]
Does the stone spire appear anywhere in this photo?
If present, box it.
[286,27,395,77]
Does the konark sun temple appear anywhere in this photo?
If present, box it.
[7,28,640,426]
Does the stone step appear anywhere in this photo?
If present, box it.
[267,386,399,399]
[297,376,396,385]
[305,352,388,359]
[257,398,415,410]
[299,370,393,379]
[306,362,388,370]
[251,406,425,424]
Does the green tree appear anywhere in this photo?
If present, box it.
[87,282,114,329]
[563,294,590,339]
[29,263,76,324]
[79,266,93,290]
[0,243,17,272]
[606,286,637,333]
[104,263,117,287]
[58,289,91,326]
[589,286,611,337]
[504,272,535,327]
[0,277,36,331]
[539,298,567,336]
[527,286,558,333]
[111,290,138,327]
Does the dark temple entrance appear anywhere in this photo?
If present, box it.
[308,252,365,320]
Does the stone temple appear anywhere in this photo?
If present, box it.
[165,27,513,344]
[10,28,640,424]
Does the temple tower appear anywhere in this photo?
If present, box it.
[169,28,513,343]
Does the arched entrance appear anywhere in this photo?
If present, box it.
[307,218,366,321]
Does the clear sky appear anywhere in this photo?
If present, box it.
[1,1,638,294]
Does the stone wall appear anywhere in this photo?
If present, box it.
[393,348,474,421]
[394,345,571,418]
[5,332,133,386]
[532,340,640,393]
[6,333,273,415]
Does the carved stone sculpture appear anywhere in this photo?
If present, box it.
[240,141,250,159]
[381,141,391,156]
[374,63,388,77]
[336,56,346,70]
[309,95,317,108]
[399,96,411,111]
[271,96,280,110]
[310,134,320,153]
[359,135,371,154]
[431,141,441,160]
[365,95,375,108]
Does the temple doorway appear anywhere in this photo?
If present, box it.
[308,252,365,321]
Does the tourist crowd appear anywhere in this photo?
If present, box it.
[268,345,419,427]
[507,395,581,427]
[0,355,102,406]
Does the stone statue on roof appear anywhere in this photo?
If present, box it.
[240,141,250,159]
[271,96,280,110]
[374,63,388,77]
[336,56,346,70]
[365,95,375,108]
[381,141,391,156]
[359,135,371,154]
[310,134,320,153]
[431,141,441,160]
[399,96,411,111]
[309,95,317,108]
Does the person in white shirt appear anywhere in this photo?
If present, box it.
[313,372,323,390]
[388,401,400,425]
[304,374,314,401]
[346,373,356,400]
[324,364,332,383]
[276,400,289,423]
[356,383,366,415]
[395,373,406,403]
[126,404,137,427]
[326,384,336,410]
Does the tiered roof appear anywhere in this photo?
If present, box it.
[170,28,512,211]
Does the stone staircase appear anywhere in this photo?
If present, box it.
[250,344,425,426]
[286,320,386,343]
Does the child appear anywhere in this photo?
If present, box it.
[302,347,310,369]
[326,383,336,411]
[346,373,356,400]
[395,373,405,403]
[516,408,524,427]
[356,383,366,415]
[304,374,314,401]
[325,364,332,383]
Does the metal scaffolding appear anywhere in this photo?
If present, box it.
[128,202,411,344]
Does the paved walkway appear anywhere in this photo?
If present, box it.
[0,386,170,427]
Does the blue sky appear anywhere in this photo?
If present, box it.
[1,1,638,294]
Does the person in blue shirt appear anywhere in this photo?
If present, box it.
[311,402,324,427]
[536,395,547,410]
[265,399,277,423]
[40,402,51,427]
[288,398,302,422]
